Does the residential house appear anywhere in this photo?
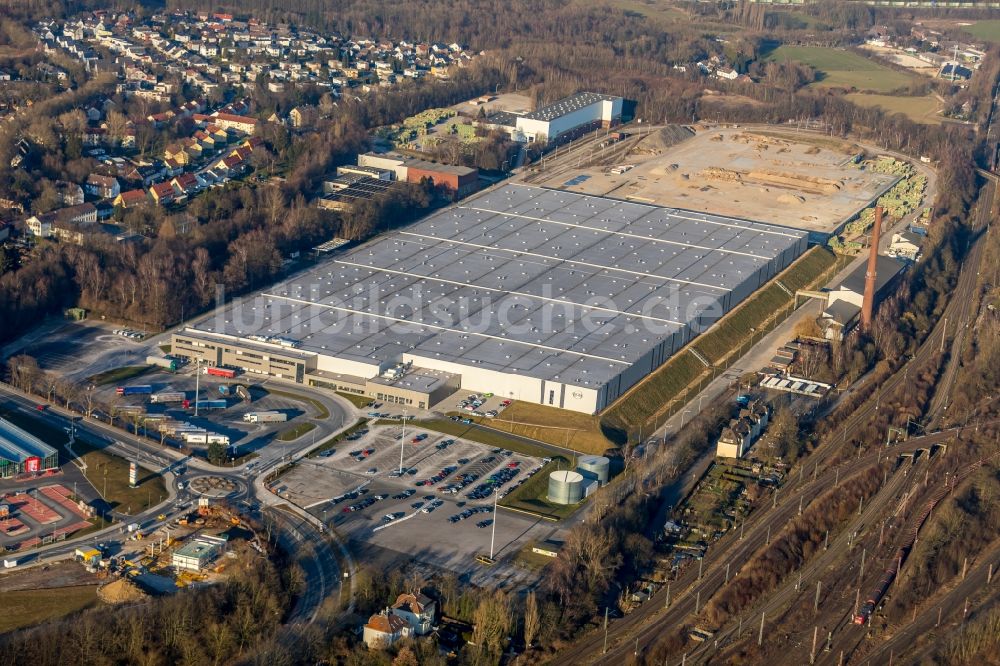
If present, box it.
[84,174,120,199]
[715,67,739,80]
[26,202,98,238]
[150,181,176,205]
[113,189,149,208]
[164,143,192,165]
[207,112,257,134]
[170,172,201,198]
[289,105,318,128]
[55,181,85,206]
[362,611,409,649]
[390,593,436,635]
[715,399,770,459]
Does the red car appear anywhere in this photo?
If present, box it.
[507,462,520,468]
[35,404,47,411]
[501,400,512,406]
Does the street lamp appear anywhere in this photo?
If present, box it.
[398,407,407,475]
[489,487,499,560]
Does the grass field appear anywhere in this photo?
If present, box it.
[0,586,99,633]
[763,45,914,92]
[306,418,368,457]
[276,421,316,442]
[263,388,330,419]
[845,93,942,124]
[86,365,152,386]
[336,391,372,409]
[470,403,612,455]
[964,20,1000,43]
[416,418,553,459]
[576,0,687,23]
[500,457,581,520]
[0,407,166,514]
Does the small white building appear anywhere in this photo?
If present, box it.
[171,535,227,572]
[390,592,436,635]
[888,231,922,262]
[363,611,409,648]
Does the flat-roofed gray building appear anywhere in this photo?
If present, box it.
[174,184,807,413]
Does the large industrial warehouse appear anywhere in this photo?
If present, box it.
[172,184,807,413]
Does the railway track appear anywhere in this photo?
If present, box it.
[558,172,996,664]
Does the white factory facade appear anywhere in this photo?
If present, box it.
[172,184,806,414]
[510,92,623,144]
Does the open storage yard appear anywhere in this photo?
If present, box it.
[530,127,898,240]
[271,424,560,579]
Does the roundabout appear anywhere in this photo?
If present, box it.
[188,475,244,499]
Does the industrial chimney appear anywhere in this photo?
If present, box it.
[861,206,883,330]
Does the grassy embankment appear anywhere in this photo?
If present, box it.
[0,586,100,633]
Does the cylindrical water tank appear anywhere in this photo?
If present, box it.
[547,470,584,505]
[577,455,611,484]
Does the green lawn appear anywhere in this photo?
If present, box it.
[763,45,914,92]
[500,457,582,520]
[85,365,152,386]
[0,586,99,633]
[845,93,942,124]
[0,407,166,514]
[276,421,316,442]
[465,402,613,455]
[263,388,330,419]
[574,0,688,23]
[336,391,372,409]
[964,20,1000,43]
[306,418,369,457]
[416,418,554,459]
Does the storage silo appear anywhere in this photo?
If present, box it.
[547,470,585,505]
[577,455,611,485]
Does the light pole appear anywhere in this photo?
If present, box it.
[194,358,201,417]
[489,487,499,560]
[399,407,407,474]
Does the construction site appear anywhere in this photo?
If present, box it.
[525,126,913,243]
[69,501,264,599]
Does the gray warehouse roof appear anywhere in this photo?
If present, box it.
[521,92,621,122]
[190,184,806,389]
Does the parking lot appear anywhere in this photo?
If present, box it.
[271,425,556,576]
[97,370,321,455]
[0,484,95,553]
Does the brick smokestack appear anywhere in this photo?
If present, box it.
[861,205,883,330]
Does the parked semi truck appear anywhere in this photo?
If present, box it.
[182,399,227,410]
[182,433,230,445]
[116,385,152,396]
[150,391,185,404]
[205,367,237,379]
[243,411,288,424]
[146,356,178,371]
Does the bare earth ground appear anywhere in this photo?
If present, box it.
[530,126,898,236]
